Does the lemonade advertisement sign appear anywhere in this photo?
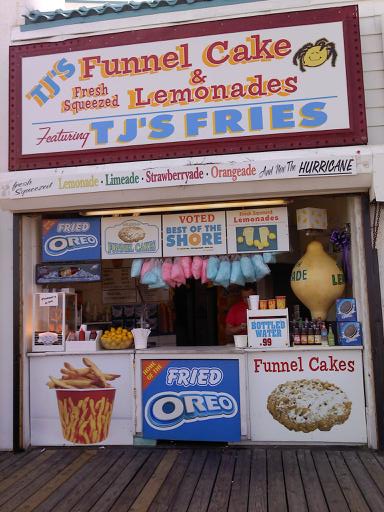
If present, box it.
[226,207,289,254]
[10,7,365,170]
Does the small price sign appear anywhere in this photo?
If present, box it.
[39,293,58,307]
[247,309,290,349]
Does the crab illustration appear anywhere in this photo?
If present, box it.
[293,38,337,72]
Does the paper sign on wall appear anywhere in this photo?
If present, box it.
[226,207,289,254]
[162,211,227,256]
[101,216,162,259]
[39,293,58,307]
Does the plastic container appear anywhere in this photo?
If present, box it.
[248,295,260,309]
[234,335,248,348]
[132,328,151,349]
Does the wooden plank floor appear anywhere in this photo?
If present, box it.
[0,447,384,511]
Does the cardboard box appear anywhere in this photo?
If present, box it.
[296,207,327,230]
[66,330,102,352]
[336,298,357,321]
[337,322,362,346]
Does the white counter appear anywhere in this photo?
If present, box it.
[27,344,367,446]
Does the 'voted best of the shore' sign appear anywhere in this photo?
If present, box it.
[10,6,366,170]
[162,211,227,257]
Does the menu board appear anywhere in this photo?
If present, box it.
[102,266,137,304]
[226,207,289,254]
[163,211,226,257]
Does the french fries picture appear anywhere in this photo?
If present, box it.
[47,358,120,444]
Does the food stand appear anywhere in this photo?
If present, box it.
[21,192,368,447]
[4,5,376,448]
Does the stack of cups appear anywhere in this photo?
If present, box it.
[132,328,151,349]
[234,335,248,348]
[247,295,260,310]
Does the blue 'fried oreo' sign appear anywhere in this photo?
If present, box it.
[142,359,241,441]
[42,218,101,261]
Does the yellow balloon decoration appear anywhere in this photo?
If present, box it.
[291,240,345,320]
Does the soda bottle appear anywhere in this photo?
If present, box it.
[320,323,328,344]
[328,325,335,346]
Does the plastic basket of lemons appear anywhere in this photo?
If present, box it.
[101,327,134,350]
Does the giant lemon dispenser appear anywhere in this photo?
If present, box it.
[291,240,345,320]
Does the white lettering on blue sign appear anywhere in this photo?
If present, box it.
[45,235,98,257]
[56,221,91,233]
[145,391,238,430]
[166,367,223,386]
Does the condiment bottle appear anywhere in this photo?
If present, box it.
[314,326,322,345]
[300,324,308,345]
[320,322,328,344]
[307,325,315,345]
[328,325,335,346]
[67,331,76,342]
[89,330,97,340]
[78,327,86,341]
[293,328,301,345]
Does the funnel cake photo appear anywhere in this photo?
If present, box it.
[118,225,145,243]
[47,358,120,444]
[267,379,352,433]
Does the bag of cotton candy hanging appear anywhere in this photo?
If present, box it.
[214,257,231,288]
[252,254,271,281]
[162,258,176,288]
[240,255,256,282]
[191,256,203,280]
[230,257,246,286]
[140,258,158,285]
[148,260,168,289]
[207,255,220,281]
[171,257,186,286]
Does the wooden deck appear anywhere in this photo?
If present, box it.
[0,446,384,511]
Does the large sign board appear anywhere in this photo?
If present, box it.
[0,154,358,200]
[42,217,101,262]
[9,6,366,170]
[226,206,289,253]
[142,359,241,441]
[162,211,227,257]
[247,349,367,443]
[101,215,162,259]
[29,354,135,446]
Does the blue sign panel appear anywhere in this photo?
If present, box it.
[142,359,241,441]
[42,218,101,262]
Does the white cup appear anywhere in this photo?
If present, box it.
[134,337,148,349]
[132,328,151,349]
[234,335,248,348]
[248,295,260,309]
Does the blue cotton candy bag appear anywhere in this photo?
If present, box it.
[263,252,277,264]
[141,259,159,285]
[252,254,271,281]
[207,256,220,281]
[230,259,246,286]
[214,259,231,288]
[131,258,143,278]
[240,255,256,282]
